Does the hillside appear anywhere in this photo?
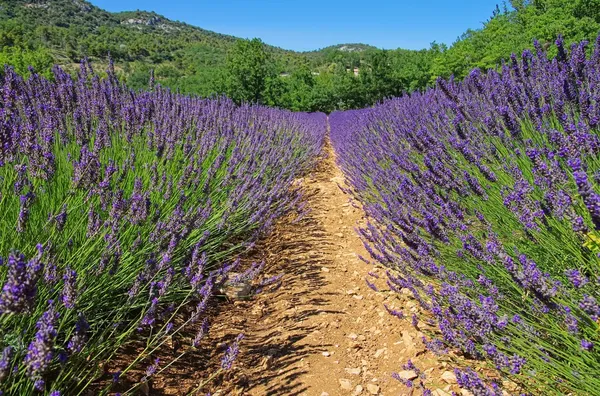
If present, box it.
[0,0,313,93]
[1,0,599,112]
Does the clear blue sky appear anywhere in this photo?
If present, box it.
[92,0,504,52]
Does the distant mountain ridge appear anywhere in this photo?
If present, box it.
[0,0,377,57]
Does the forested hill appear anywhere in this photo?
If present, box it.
[1,0,599,112]
[0,0,300,87]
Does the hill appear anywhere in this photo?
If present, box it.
[1,0,599,112]
[0,0,311,93]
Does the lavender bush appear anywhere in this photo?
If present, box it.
[0,60,326,394]
[331,36,600,394]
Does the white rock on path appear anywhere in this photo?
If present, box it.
[374,348,386,358]
[441,370,457,383]
[366,383,380,394]
[339,378,353,390]
[394,370,418,380]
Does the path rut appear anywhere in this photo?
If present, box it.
[203,135,463,396]
[151,133,462,395]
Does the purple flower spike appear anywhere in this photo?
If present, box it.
[0,250,43,314]
[0,346,13,382]
[67,313,89,354]
[25,301,59,387]
[221,333,244,370]
[565,269,588,288]
[384,304,404,319]
[581,339,594,351]
[61,267,78,309]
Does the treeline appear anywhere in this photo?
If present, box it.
[431,0,600,80]
[217,39,438,112]
[1,0,600,112]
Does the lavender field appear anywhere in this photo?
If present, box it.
[0,61,326,394]
[3,26,600,396]
[331,36,600,394]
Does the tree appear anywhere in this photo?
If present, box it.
[224,38,274,104]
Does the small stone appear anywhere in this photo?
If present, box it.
[335,233,345,237]
[322,351,331,357]
[321,267,330,272]
[321,393,330,396]
[260,355,273,369]
[358,335,366,341]
[353,295,364,300]
[441,370,457,383]
[394,370,418,380]
[347,333,358,340]
[402,330,415,352]
[339,379,353,390]
[366,384,380,394]
[345,367,361,375]
[353,385,363,395]
[374,348,386,358]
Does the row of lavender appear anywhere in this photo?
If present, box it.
[331,36,600,395]
[0,61,326,394]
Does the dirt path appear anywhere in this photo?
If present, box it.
[180,133,463,396]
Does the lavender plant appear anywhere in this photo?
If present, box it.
[0,60,326,394]
[331,36,600,395]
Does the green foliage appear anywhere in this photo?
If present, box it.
[431,0,600,80]
[0,47,54,79]
[225,38,275,104]
[1,0,600,111]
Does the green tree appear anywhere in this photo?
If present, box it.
[225,38,274,104]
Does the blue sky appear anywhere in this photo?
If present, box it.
[92,0,504,52]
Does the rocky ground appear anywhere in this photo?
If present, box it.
[144,140,468,395]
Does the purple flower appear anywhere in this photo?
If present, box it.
[53,204,68,232]
[143,358,160,380]
[454,368,502,396]
[0,346,13,382]
[0,250,43,314]
[67,314,89,354]
[384,304,404,319]
[61,267,77,309]
[581,339,594,351]
[392,371,413,387]
[579,295,600,320]
[25,301,59,388]
[192,318,210,347]
[572,170,600,230]
[563,306,579,334]
[365,278,378,291]
[510,355,526,374]
[221,333,244,370]
[565,269,588,288]
[141,297,160,328]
